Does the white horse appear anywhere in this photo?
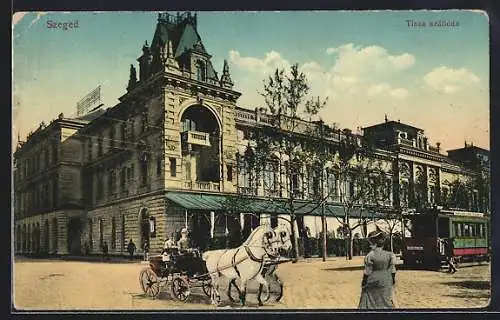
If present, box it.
[202,224,281,306]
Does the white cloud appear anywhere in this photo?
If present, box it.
[229,50,290,74]
[367,83,409,99]
[326,44,416,76]
[389,88,409,99]
[423,66,480,94]
[388,53,416,70]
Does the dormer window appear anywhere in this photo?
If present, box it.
[196,60,206,82]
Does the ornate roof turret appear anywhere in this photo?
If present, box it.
[220,59,234,89]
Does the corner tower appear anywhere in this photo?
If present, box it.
[121,12,241,194]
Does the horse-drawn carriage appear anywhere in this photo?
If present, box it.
[139,224,292,305]
[139,248,212,301]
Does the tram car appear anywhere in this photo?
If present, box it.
[402,210,490,268]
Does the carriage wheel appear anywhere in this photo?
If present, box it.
[171,276,190,302]
[202,279,212,297]
[139,267,161,298]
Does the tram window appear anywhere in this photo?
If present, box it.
[453,222,462,237]
[463,224,470,237]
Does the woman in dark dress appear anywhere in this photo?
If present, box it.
[358,230,397,309]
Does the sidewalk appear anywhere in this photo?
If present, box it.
[14,254,146,264]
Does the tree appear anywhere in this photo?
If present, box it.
[248,63,328,261]
[326,133,392,260]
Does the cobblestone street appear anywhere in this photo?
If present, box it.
[13,256,490,310]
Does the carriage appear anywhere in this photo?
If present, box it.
[139,248,212,301]
[139,225,292,304]
[139,249,287,303]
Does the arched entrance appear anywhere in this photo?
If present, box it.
[67,218,83,255]
[180,105,221,184]
[139,208,149,249]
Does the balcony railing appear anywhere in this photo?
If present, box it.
[238,186,258,196]
[183,180,220,192]
[397,137,415,147]
[181,130,211,147]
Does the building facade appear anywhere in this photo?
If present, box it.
[13,12,490,257]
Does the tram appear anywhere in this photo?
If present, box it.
[402,209,490,268]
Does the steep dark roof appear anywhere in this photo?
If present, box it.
[151,13,218,81]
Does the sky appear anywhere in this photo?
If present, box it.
[12,10,490,153]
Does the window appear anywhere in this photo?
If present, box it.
[121,122,127,147]
[88,219,93,250]
[227,165,233,182]
[111,217,116,250]
[120,167,127,192]
[98,132,103,156]
[109,126,115,150]
[108,170,116,195]
[121,215,126,251]
[429,185,436,204]
[169,157,177,177]
[128,164,135,181]
[99,218,104,248]
[52,143,58,163]
[141,112,149,133]
[141,155,149,185]
[96,172,103,200]
[44,149,49,167]
[156,156,162,177]
[128,119,134,139]
[348,178,355,199]
[52,175,58,207]
[87,138,92,161]
[182,119,196,132]
[196,60,206,82]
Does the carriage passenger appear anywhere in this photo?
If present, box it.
[177,228,191,253]
[161,235,178,264]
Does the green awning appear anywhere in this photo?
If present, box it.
[165,192,358,217]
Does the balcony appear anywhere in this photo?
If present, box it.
[397,137,415,147]
[183,180,220,192]
[181,130,211,147]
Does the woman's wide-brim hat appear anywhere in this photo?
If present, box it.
[367,230,387,245]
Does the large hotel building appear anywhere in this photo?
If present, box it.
[13,12,490,256]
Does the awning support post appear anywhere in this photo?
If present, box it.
[185,209,188,229]
[210,211,215,238]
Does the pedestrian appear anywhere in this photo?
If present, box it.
[143,240,149,261]
[84,241,90,256]
[444,237,457,274]
[358,229,397,309]
[304,227,311,258]
[101,241,109,261]
[127,239,136,261]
